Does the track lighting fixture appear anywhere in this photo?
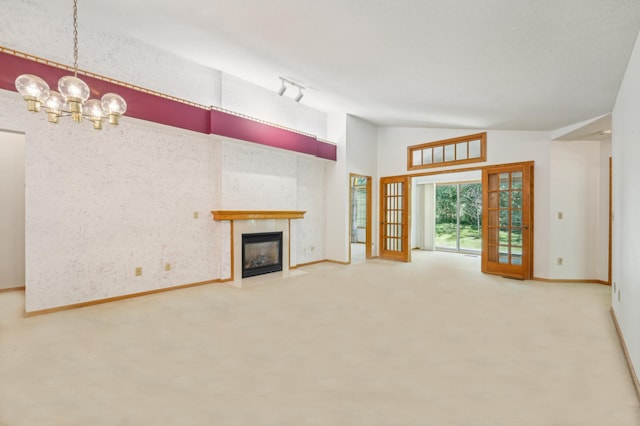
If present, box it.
[277,77,305,102]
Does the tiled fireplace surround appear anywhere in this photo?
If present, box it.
[211,211,306,287]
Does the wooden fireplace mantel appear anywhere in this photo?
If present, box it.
[211,210,306,221]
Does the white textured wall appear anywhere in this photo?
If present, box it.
[612,29,640,384]
[325,113,349,262]
[296,157,326,265]
[20,114,219,311]
[346,115,379,256]
[0,130,25,289]
[220,141,298,210]
[549,140,601,280]
[377,127,552,278]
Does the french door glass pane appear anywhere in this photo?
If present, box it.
[499,246,509,263]
[511,210,522,227]
[511,172,523,189]
[499,210,509,226]
[512,191,522,208]
[499,173,509,190]
[499,191,509,208]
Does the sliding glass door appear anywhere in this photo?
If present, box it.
[435,182,482,253]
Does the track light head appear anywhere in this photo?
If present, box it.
[294,87,304,102]
[277,78,287,96]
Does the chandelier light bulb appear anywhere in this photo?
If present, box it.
[15,74,51,112]
[58,75,91,122]
[43,91,67,124]
[58,75,91,101]
[101,93,127,125]
[84,99,106,129]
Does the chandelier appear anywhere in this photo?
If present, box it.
[14,0,126,129]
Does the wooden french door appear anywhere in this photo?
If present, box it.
[482,163,533,279]
[380,176,411,262]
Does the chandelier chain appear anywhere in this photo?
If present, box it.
[72,0,79,76]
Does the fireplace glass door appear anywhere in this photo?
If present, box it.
[242,232,283,278]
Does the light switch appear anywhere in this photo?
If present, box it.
[557,212,563,220]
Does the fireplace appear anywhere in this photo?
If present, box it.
[242,232,283,278]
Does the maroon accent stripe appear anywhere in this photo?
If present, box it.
[316,140,338,161]
[0,50,336,160]
[210,109,317,156]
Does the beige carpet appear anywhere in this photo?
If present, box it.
[0,251,638,426]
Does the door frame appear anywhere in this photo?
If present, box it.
[349,173,373,261]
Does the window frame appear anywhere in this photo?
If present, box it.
[407,132,487,171]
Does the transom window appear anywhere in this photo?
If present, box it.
[408,132,487,170]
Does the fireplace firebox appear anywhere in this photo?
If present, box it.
[242,232,283,278]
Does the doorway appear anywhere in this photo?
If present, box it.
[0,130,26,291]
[391,161,534,279]
[435,181,482,253]
[412,169,482,254]
[349,174,372,263]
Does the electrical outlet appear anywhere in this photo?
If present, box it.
[165,263,171,272]
[135,267,142,276]
[193,211,199,219]
[618,289,621,302]
[556,257,563,266]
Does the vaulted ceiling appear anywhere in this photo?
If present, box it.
[80,0,640,131]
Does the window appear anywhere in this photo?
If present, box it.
[408,132,487,170]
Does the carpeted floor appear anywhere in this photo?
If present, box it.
[0,251,638,426]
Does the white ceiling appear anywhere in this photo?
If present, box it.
[80,0,640,131]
